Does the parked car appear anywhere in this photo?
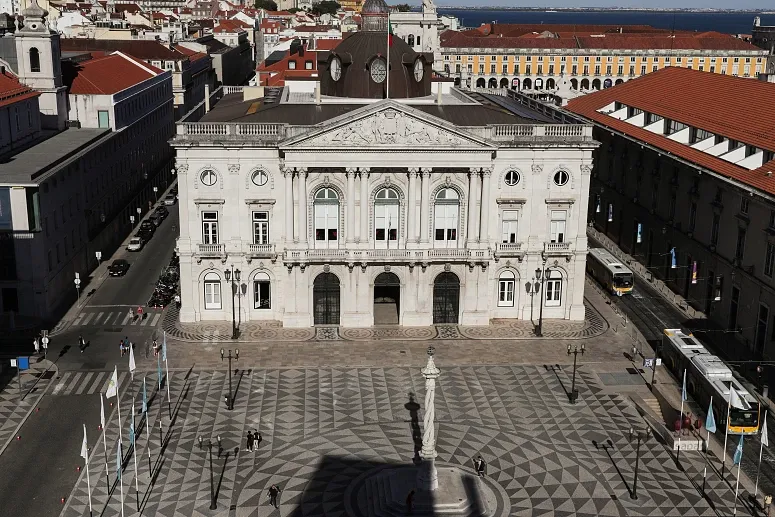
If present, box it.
[137,228,154,242]
[140,220,155,232]
[108,259,130,277]
[154,206,169,219]
[126,236,145,252]
[149,214,163,227]
[163,194,176,206]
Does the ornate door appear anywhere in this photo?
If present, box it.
[313,273,340,325]
[433,272,460,324]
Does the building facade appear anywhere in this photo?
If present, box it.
[566,67,775,361]
[171,0,596,328]
[440,23,769,97]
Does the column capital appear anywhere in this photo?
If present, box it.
[295,167,308,175]
[345,167,358,175]
[358,167,371,174]
[407,167,420,174]
[481,167,493,177]
[468,167,481,174]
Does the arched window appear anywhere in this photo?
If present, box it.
[253,272,271,309]
[434,188,459,248]
[203,272,221,310]
[476,78,485,88]
[29,48,40,73]
[487,77,498,88]
[535,78,543,90]
[498,270,515,307]
[545,270,563,307]
[314,188,339,249]
[407,34,415,46]
[374,187,399,247]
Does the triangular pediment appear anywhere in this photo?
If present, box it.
[281,100,494,150]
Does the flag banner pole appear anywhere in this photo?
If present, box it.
[755,409,769,500]
[733,446,742,516]
[101,395,110,491]
[677,369,686,464]
[132,403,139,511]
[118,441,125,517]
[701,396,715,495]
[164,331,172,419]
[145,403,152,475]
[82,424,93,517]
[722,388,732,479]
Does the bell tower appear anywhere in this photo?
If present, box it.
[14,0,67,130]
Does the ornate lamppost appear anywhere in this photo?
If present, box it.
[224,266,241,339]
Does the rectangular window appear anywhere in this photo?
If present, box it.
[468,64,472,73]
[549,210,566,243]
[490,64,496,74]
[729,285,740,331]
[549,64,554,75]
[765,242,775,278]
[688,203,697,232]
[668,193,676,221]
[252,211,269,244]
[479,64,484,74]
[545,278,562,307]
[629,65,635,75]
[594,65,600,75]
[583,65,589,75]
[502,64,508,74]
[97,110,110,128]
[653,65,658,72]
[572,64,578,75]
[606,64,611,75]
[735,228,746,260]
[288,60,296,69]
[526,65,531,75]
[756,304,769,353]
[202,212,218,244]
[305,61,313,70]
[253,280,271,309]
[498,278,515,307]
[740,197,749,214]
[513,64,519,74]
[204,281,221,310]
[641,65,646,75]
[710,213,720,246]
[501,210,518,243]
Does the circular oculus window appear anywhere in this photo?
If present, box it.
[553,170,569,186]
[251,170,268,186]
[504,170,520,186]
[200,169,217,186]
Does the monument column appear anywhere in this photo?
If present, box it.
[416,345,440,491]
[466,168,479,245]
[407,168,419,246]
[283,168,294,244]
[296,168,307,245]
[419,168,432,244]
[346,168,356,245]
[359,168,370,245]
[479,168,492,244]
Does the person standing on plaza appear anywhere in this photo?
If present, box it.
[246,431,253,452]
[33,337,39,355]
[254,430,262,451]
[268,484,281,508]
[475,456,486,477]
[174,294,181,309]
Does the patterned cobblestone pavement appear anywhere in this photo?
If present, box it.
[60,365,747,517]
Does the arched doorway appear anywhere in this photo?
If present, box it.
[313,273,340,325]
[511,77,520,90]
[535,78,543,90]
[570,78,578,90]
[476,77,485,88]
[454,77,461,86]
[580,78,589,90]
[592,78,601,90]
[499,78,508,88]
[374,272,400,325]
[487,77,497,88]
[615,78,624,85]
[546,78,555,89]
[603,78,613,88]
[522,77,532,90]
[433,272,460,324]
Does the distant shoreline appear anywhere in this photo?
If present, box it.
[436,7,772,13]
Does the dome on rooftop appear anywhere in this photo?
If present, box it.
[361,0,389,15]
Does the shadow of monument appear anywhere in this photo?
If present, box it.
[280,454,489,517]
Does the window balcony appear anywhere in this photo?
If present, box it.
[494,242,525,261]
[246,243,276,258]
[198,243,225,256]
[282,247,493,268]
[544,241,572,256]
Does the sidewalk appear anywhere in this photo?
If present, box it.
[0,356,56,457]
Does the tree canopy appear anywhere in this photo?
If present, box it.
[255,0,278,11]
[393,3,412,11]
[310,0,340,15]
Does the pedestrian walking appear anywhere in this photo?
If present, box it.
[120,339,126,357]
[174,294,181,309]
[128,308,133,321]
[268,484,281,508]
[246,431,253,452]
[475,456,486,477]
[78,335,85,353]
[152,338,159,357]
[254,430,262,451]
[33,337,40,355]
[406,489,415,515]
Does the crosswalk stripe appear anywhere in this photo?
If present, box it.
[122,313,133,325]
[75,372,94,395]
[72,313,85,326]
[95,312,104,324]
[150,313,161,327]
[66,372,83,392]
[87,372,107,394]
[81,313,94,325]
[51,373,71,395]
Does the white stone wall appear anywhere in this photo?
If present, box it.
[173,111,594,327]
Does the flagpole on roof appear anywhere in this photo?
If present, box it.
[754,409,769,503]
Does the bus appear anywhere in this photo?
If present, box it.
[586,248,634,296]
[661,329,760,435]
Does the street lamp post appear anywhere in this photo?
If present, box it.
[534,258,548,337]
[628,427,651,500]
[525,278,540,327]
[567,344,585,404]
[199,437,217,510]
[224,266,241,340]
[130,215,135,226]
[220,348,239,410]
[153,187,158,203]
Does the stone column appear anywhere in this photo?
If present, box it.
[296,168,307,245]
[419,168,432,244]
[416,345,440,491]
[479,168,492,244]
[346,168,356,245]
[407,168,419,246]
[359,168,370,245]
[471,169,482,242]
[283,168,293,245]
[291,170,299,242]
[466,168,479,245]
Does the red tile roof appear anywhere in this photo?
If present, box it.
[441,24,764,52]
[65,52,162,95]
[293,24,335,32]
[61,39,191,60]
[566,67,775,195]
[214,19,250,33]
[311,38,342,51]
[0,70,40,108]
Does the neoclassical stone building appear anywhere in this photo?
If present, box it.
[171,0,597,328]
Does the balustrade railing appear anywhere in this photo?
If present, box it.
[198,243,226,255]
[282,248,493,262]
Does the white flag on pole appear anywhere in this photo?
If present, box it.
[81,424,88,459]
[100,394,106,429]
[105,366,118,399]
[128,345,136,380]
[729,388,748,410]
[763,418,769,447]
